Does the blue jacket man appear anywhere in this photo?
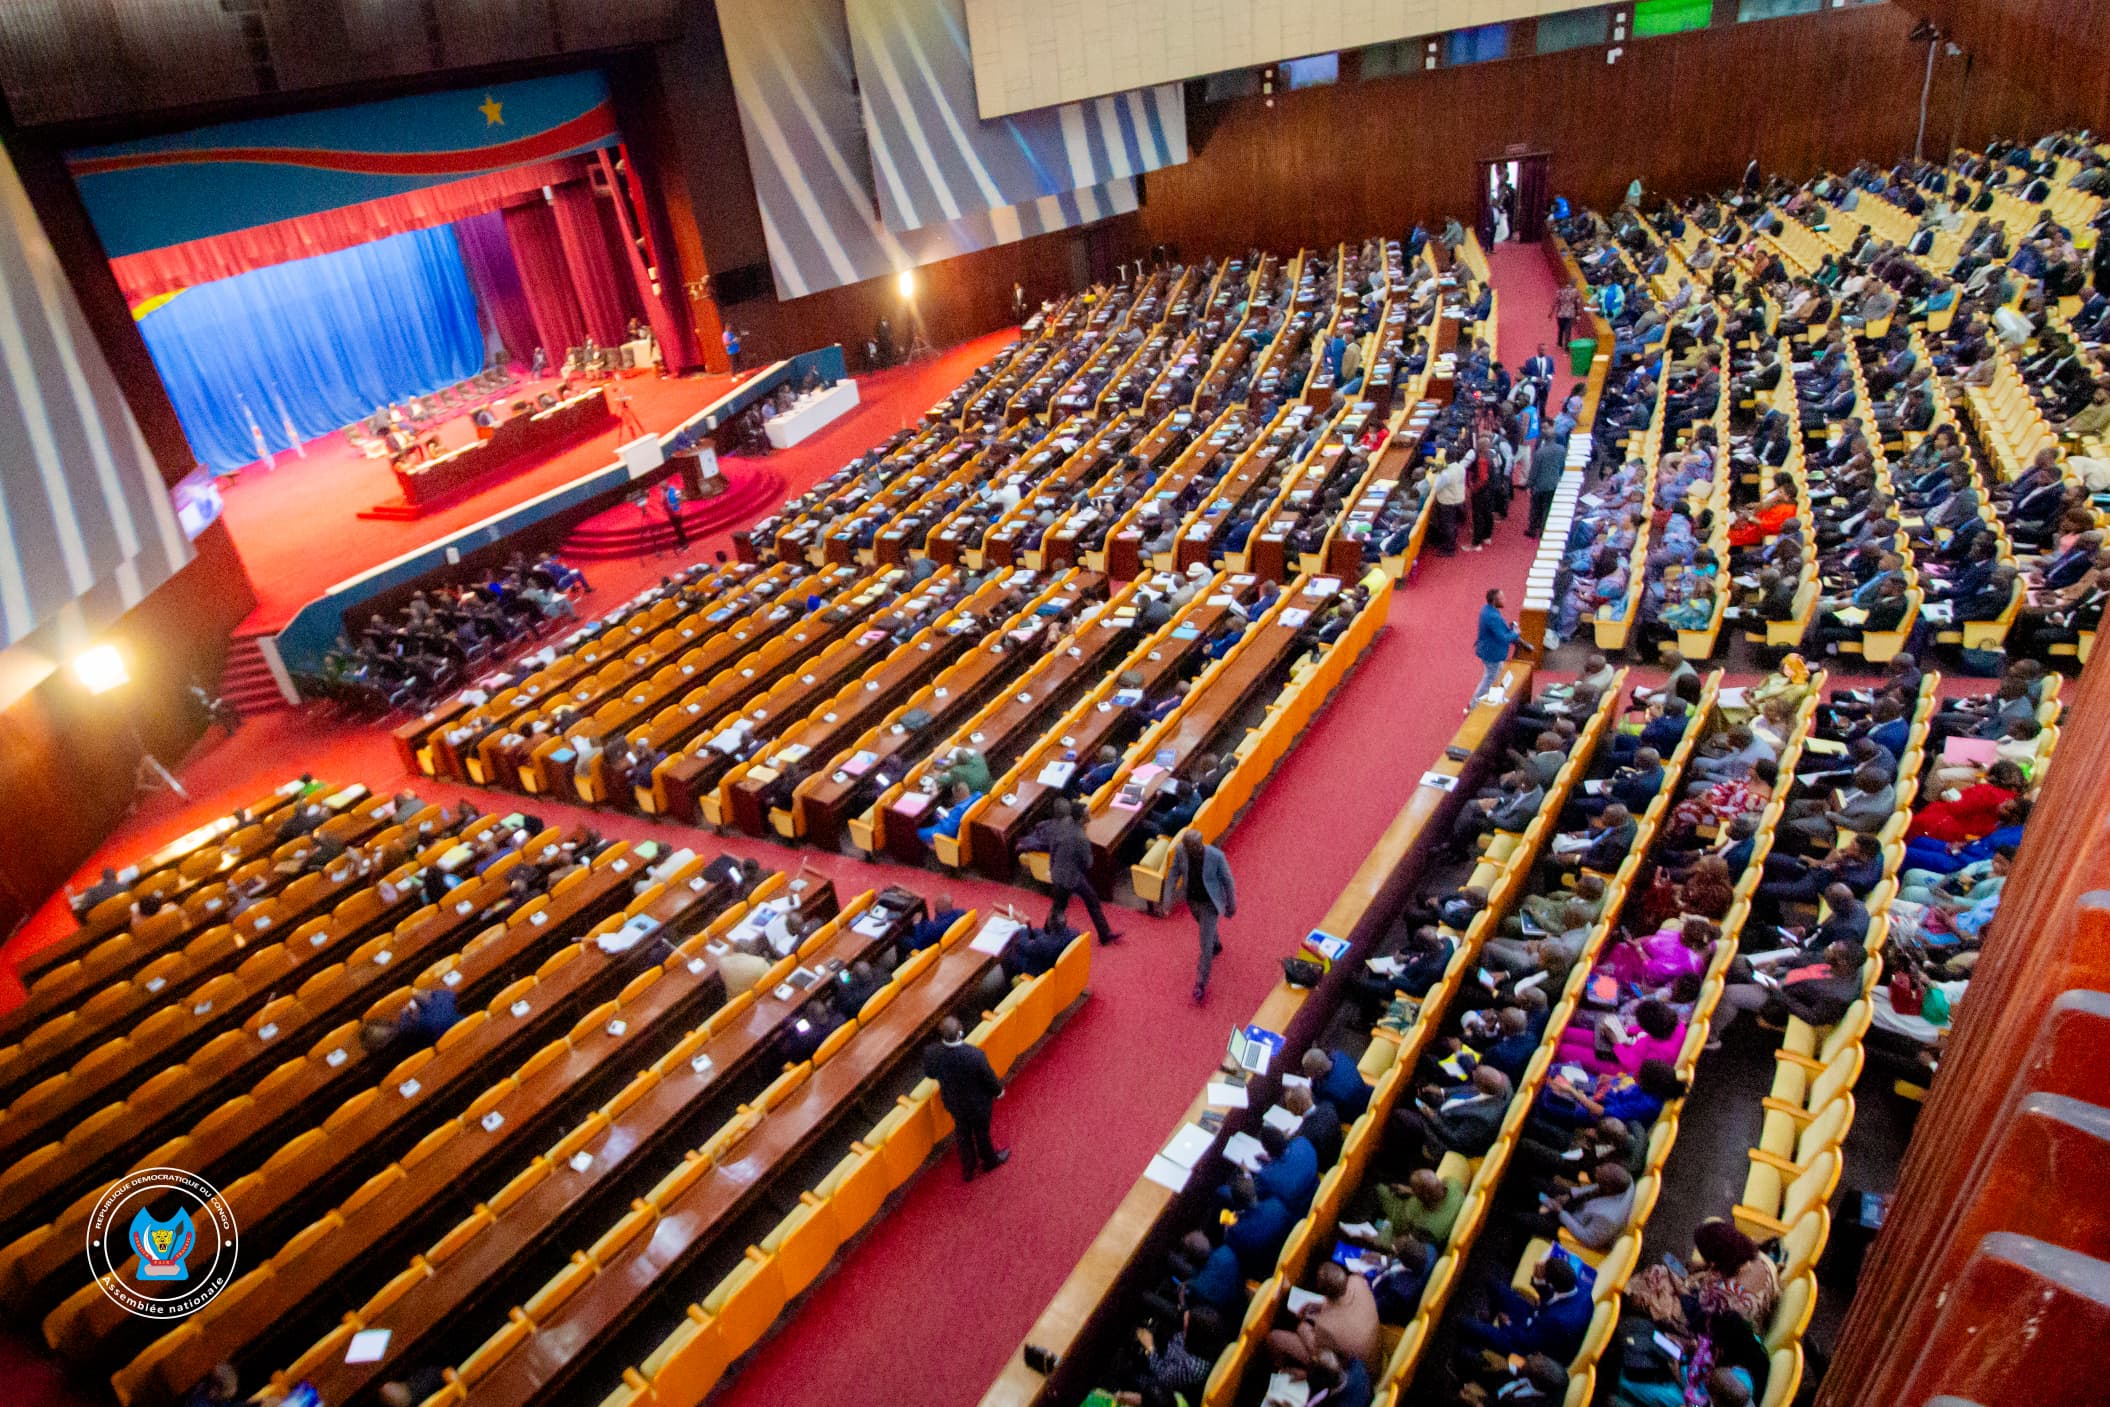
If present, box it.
[1253,1131,1320,1214]
[1474,589,1523,703]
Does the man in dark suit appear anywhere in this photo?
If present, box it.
[1392,1064,1511,1164]
[924,1016,1009,1181]
[1018,798,1123,945]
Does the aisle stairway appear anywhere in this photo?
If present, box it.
[219,634,289,717]
[562,463,787,560]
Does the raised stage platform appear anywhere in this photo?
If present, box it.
[251,347,848,696]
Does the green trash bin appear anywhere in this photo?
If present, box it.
[1567,337,1597,376]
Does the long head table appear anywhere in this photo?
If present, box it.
[392,391,616,508]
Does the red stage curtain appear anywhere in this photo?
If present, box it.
[597,147,696,372]
[454,211,539,367]
[501,199,588,363]
[550,181,629,345]
[108,156,593,304]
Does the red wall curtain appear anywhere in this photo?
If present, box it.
[453,211,538,367]
[549,182,628,345]
[597,146,698,371]
[108,156,593,305]
[501,198,588,364]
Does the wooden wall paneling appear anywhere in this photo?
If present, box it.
[1896,0,2110,138]
[0,518,257,935]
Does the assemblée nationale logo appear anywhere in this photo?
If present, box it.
[83,1167,238,1319]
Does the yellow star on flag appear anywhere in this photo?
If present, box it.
[479,93,504,126]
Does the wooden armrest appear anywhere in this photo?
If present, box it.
[1760,1096,1816,1122]
[1772,1049,1824,1072]
[1747,1148,1800,1174]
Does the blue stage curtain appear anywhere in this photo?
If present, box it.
[137,224,485,472]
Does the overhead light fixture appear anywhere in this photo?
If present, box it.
[897,269,916,299]
[74,644,129,695]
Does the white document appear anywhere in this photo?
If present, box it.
[1262,1105,1301,1137]
[1223,1131,1268,1173]
[1205,1081,1250,1109]
[1419,771,1460,791]
[1143,1154,1193,1192]
[970,916,1024,956]
[345,1328,392,1364]
[1286,1287,1325,1315]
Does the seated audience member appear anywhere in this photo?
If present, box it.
[1224,1174,1296,1277]
[1266,1262,1382,1376]
[1306,1045,1375,1119]
[1525,1161,1636,1251]
[1456,1252,1592,1361]
[1391,1064,1511,1164]
[1709,942,1864,1045]
[1375,1166,1468,1243]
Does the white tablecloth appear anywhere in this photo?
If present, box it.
[764,380,861,448]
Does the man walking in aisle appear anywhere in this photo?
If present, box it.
[1472,588,1525,706]
[1018,797,1124,945]
[924,1016,1009,1181]
[1167,828,1238,1003]
[1527,433,1566,539]
[1523,343,1556,408]
[1553,282,1581,351]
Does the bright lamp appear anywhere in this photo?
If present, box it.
[74,644,129,695]
[896,268,916,299]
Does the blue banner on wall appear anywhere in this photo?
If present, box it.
[68,73,619,258]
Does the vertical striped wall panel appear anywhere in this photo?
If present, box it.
[846,0,1186,235]
[0,142,191,652]
[715,0,1143,301]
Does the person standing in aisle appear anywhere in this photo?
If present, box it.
[1553,282,1581,352]
[1473,588,1524,706]
[924,1017,1009,1181]
[1527,432,1567,539]
[1167,829,1237,1003]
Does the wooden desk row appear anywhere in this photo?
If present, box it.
[1128,567,1397,908]
[782,570,1109,852]
[348,896,959,1407]
[117,872,829,1407]
[71,856,761,1387]
[603,916,1093,1407]
[860,572,1151,865]
[663,569,980,825]
[3,827,627,1241]
[17,779,350,988]
[1081,573,1324,889]
[0,796,456,1105]
[978,670,1533,1406]
[1,786,397,1047]
[1175,403,1313,572]
[965,572,1268,882]
[718,570,1062,837]
[24,779,321,980]
[401,568,743,783]
[4,858,758,1327]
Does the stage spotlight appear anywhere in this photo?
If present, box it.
[897,269,916,300]
[74,644,129,695]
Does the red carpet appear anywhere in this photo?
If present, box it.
[221,372,742,632]
[2,298,1572,1407]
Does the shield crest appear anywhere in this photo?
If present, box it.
[128,1206,195,1281]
